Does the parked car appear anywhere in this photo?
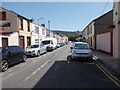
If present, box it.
[71,42,93,60]
[0,46,26,72]
[64,42,68,45]
[26,44,47,57]
[56,43,60,48]
[58,43,65,47]
[42,38,57,51]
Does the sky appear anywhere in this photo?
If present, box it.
[2,2,113,32]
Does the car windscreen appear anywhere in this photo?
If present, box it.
[74,44,90,49]
[28,45,39,48]
[42,40,51,45]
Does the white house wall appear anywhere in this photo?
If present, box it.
[97,32,111,53]
[113,1,120,59]
[9,32,19,46]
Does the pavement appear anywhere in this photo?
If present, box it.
[92,50,120,80]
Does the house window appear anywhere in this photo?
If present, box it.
[35,26,39,34]
[27,21,30,32]
[42,29,45,35]
[19,18,23,30]
[0,12,6,20]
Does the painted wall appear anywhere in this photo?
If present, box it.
[9,32,19,46]
[0,8,18,33]
[113,1,120,59]
[0,32,19,47]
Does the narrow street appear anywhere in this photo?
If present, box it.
[2,43,119,88]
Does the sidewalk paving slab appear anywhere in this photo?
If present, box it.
[92,50,120,80]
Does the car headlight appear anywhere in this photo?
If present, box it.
[72,50,77,53]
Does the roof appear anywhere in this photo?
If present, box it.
[10,10,33,22]
[1,7,33,22]
[82,10,113,31]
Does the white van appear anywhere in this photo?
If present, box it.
[41,38,57,51]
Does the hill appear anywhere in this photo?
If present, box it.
[52,30,82,35]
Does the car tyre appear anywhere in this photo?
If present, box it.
[45,49,47,54]
[2,60,9,72]
[37,51,40,57]
[22,55,27,62]
[71,56,75,60]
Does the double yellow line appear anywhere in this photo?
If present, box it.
[96,64,120,87]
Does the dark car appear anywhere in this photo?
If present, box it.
[0,46,27,72]
[58,43,65,47]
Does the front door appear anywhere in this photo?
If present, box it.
[19,36,24,49]
[2,38,8,47]
[27,37,31,47]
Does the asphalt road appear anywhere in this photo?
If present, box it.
[2,43,119,88]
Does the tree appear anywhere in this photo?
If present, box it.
[66,34,80,41]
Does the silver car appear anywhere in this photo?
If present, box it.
[71,42,93,60]
[26,44,47,57]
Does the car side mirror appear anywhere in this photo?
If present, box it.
[70,47,73,50]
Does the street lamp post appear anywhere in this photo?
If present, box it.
[48,20,50,37]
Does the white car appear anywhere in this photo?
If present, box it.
[71,42,93,60]
[26,44,47,57]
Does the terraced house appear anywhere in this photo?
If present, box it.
[0,7,33,49]
[82,10,113,55]
[0,7,68,49]
[32,23,47,45]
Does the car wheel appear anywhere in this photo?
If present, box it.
[23,55,27,62]
[37,51,40,56]
[2,60,9,72]
[71,56,74,60]
[45,49,47,53]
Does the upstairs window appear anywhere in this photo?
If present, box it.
[42,29,45,35]
[0,12,6,20]
[35,26,39,34]
[27,21,30,32]
[19,18,23,30]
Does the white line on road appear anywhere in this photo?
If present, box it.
[41,60,50,68]
[68,61,70,64]
[24,76,30,81]
[53,52,60,57]
[23,60,50,81]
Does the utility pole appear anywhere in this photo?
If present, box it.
[48,20,50,38]
[37,19,40,45]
